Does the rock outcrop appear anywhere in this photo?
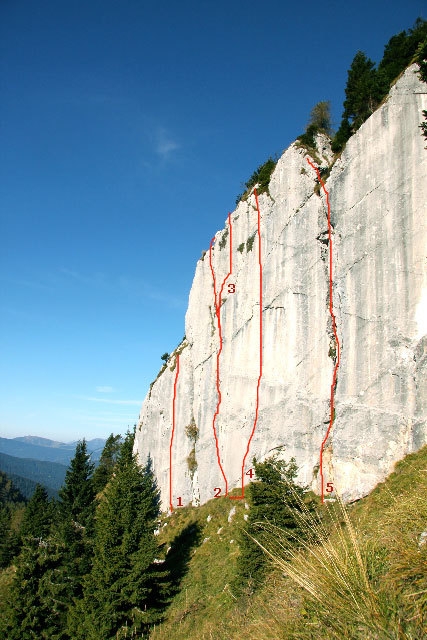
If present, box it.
[134,65,427,510]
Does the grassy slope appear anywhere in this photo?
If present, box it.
[1,447,425,638]
[151,486,247,639]
[152,446,427,639]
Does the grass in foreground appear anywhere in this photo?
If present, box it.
[151,446,427,639]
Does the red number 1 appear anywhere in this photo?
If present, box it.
[177,497,183,506]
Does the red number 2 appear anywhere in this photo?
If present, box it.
[214,487,222,497]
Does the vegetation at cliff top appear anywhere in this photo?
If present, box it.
[331,17,427,153]
[235,155,278,205]
[237,18,427,208]
[296,18,427,156]
[416,36,427,141]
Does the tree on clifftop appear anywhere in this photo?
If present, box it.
[297,101,333,149]
[332,51,382,152]
[416,36,427,142]
[343,51,382,132]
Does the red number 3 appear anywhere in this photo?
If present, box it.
[228,284,235,293]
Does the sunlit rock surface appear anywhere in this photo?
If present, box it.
[134,65,427,509]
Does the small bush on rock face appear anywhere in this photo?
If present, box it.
[297,123,321,149]
[187,448,197,476]
[297,101,333,151]
[246,233,256,252]
[416,36,427,142]
[236,156,278,204]
[185,418,199,442]
[219,228,229,250]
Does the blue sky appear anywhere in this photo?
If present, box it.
[1,0,425,442]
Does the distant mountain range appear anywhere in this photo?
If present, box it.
[0,436,106,465]
[0,436,106,498]
[0,453,66,499]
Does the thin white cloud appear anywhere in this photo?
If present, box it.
[154,127,179,159]
[96,386,115,393]
[59,268,108,288]
[83,396,141,406]
[59,269,186,309]
[0,275,54,291]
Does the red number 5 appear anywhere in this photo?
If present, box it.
[326,482,334,493]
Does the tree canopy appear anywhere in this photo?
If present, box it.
[233,453,315,596]
[71,432,163,639]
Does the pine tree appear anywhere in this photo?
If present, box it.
[331,117,352,153]
[0,503,14,568]
[20,484,53,540]
[377,31,412,89]
[343,51,382,132]
[416,36,427,142]
[377,19,427,93]
[297,101,333,148]
[0,473,26,569]
[52,439,96,633]
[92,433,121,494]
[308,100,333,135]
[4,535,69,640]
[58,439,95,531]
[234,454,314,596]
[71,431,163,639]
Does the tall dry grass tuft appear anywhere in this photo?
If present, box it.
[248,475,427,639]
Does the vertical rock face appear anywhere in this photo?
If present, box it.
[134,65,427,510]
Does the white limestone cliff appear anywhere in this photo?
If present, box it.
[134,65,427,510]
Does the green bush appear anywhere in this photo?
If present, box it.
[185,418,199,443]
[236,156,277,204]
[246,233,256,252]
[233,454,316,596]
[218,228,229,250]
[297,101,333,151]
[186,448,197,476]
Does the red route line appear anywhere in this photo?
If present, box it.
[169,353,180,512]
[209,213,233,496]
[306,157,341,504]
[231,188,263,499]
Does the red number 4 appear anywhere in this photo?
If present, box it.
[245,469,254,479]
